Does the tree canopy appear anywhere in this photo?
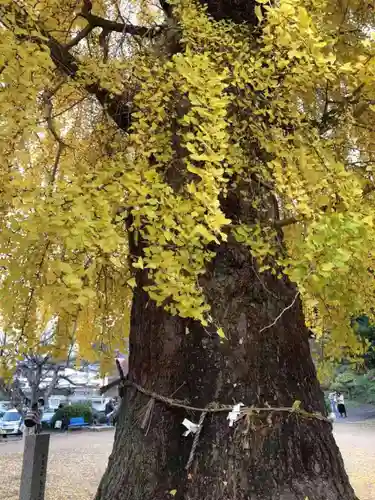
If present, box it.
[1,0,375,372]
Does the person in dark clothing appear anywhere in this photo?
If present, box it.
[53,403,68,430]
[105,399,114,415]
[105,399,114,425]
[337,392,347,417]
[111,398,121,426]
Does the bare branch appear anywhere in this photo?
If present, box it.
[260,291,300,333]
[65,23,94,49]
[317,83,367,134]
[0,378,26,414]
[58,375,80,386]
[272,216,299,229]
[100,377,122,394]
[62,0,164,49]
[41,85,67,183]
[43,365,62,400]
[80,12,164,37]
[51,96,88,119]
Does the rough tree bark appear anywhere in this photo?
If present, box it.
[95,237,356,500]
[94,1,356,499]
[0,0,358,497]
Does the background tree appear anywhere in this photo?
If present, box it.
[0,355,75,412]
[352,315,375,368]
[1,0,375,499]
[0,322,77,411]
[310,316,375,397]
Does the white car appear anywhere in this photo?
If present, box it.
[0,409,23,436]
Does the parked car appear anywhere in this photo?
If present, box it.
[0,409,23,437]
[92,409,107,425]
[41,409,55,428]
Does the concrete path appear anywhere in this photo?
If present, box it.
[334,422,375,500]
[334,403,375,424]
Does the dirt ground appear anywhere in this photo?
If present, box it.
[0,431,113,500]
[334,421,375,500]
[0,424,374,500]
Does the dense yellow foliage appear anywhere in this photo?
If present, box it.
[1,0,375,371]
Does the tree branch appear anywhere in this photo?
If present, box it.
[0,3,133,132]
[41,84,67,182]
[42,365,62,400]
[47,34,133,131]
[58,375,80,386]
[0,378,26,415]
[272,216,299,229]
[80,12,164,37]
[159,0,174,18]
[65,23,94,49]
[63,0,164,50]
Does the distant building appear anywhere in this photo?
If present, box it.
[19,365,107,409]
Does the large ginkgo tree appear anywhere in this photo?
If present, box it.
[1,0,375,498]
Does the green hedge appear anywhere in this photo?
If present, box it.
[330,368,375,404]
[50,403,93,428]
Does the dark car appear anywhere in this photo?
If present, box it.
[41,409,55,429]
[92,409,107,425]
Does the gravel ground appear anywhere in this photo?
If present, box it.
[0,431,113,500]
[334,421,375,500]
[0,424,374,500]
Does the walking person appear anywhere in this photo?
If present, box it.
[328,391,338,415]
[336,392,347,418]
[105,398,114,425]
[110,397,121,427]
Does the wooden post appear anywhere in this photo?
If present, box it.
[19,433,50,500]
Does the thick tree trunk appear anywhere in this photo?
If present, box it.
[95,238,356,500]
[94,2,356,498]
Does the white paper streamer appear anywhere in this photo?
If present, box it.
[182,418,199,436]
[227,403,244,427]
